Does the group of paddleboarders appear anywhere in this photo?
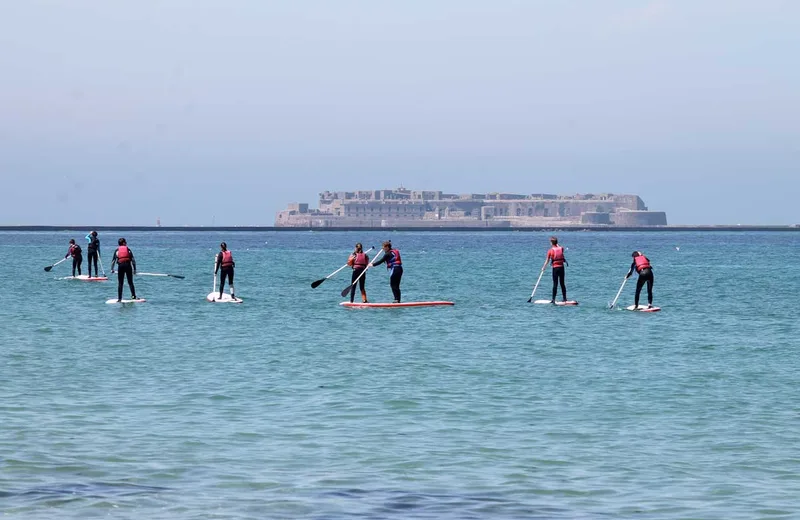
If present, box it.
[343,241,403,303]
[542,236,655,310]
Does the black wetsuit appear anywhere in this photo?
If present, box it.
[371,250,403,302]
[349,253,369,303]
[215,251,235,297]
[66,245,83,276]
[552,266,566,301]
[87,236,100,277]
[627,259,654,308]
[111,247,137,301]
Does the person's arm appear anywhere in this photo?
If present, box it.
[541,250,551,271]
[130,250,136,273]
[110,250,118,271]
[214,253,221,274]
[625,261,636,278]
[371,251,389,266]
[65,246,71,258]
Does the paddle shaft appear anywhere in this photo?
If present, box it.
[45,257,68,271]
[342,250,385,297]
[610,276,628,308]
[528,269,545,302]
[97,251,106,277]
[136,272,185,279]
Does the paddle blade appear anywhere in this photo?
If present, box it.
[311,279,325,288]
[44,265,53,272]
[341,285,353,297]
[527,297,532,303]
[169,274,185,279]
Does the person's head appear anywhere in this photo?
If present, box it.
[118,238,126,246]
[354,242,363,253]
[91,231,97,237]
[550,236,558,246]
[220,242,227,251]
[632,251,640,258]
[382,240,392,251]
[69,239,75,245]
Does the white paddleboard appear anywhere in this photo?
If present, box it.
[63,275,109,281]
[626,305,661,312]
[206,292,243,303]
[533,300,579,306]
[106,298,146,304]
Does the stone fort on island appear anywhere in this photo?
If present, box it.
[275,188,667,228]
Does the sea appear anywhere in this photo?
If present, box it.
[2,230,799,519]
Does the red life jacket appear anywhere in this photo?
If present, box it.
[549,246,565,268]
[69,244,81,257]
[634,254,651,272]
[117,246,131,263]
[352,252,368,268]
[387,249,402,269]
[221,250,234,267]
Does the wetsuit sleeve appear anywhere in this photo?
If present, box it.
[215,253,221,273]
[371,252,389,266]
[110,249,118,270]
[130,250,136,272]
[626,261,636,278]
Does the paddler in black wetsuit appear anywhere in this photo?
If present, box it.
[347,242,369,303]
[370,240,403,303]
[215,242,239,301]
[626,251,654,310]
[65,239,83,277]
[110,238,137,302]
[86,231,101,278]
[542,236,568,303]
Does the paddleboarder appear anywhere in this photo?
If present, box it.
[626,251,654,310]
[85,230,101,278]
[215,242,238,301]
[110,238,138,302]
[541,236,568,303]
[65,239,83,277]
[347,242,369,303]
[371,240,403,303]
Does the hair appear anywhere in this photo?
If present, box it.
[632,251,640,257]
[550,236,558,245]
[69,239,75,244]
[118,238,126,245]
[220,242,227,251]
[91,231,97,237]
[354,242,363,252]
[382,241,392,248]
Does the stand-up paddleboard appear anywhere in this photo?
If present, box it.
[63,275,109,281]
[533,300,579,306]
[626,305,661,312]
[206,292,243,303]
[340,301,454,308]
[106,298,146,304]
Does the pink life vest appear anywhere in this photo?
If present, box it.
[549,246,565,268]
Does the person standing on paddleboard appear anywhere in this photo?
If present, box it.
[215,242,238,301]
[347,242,370,303]
[85,231,100,278]
[110,238,138,302]
[371,240,403,303]
[65,239,83,277]
[541,236,568,303]
[627,251,654,310]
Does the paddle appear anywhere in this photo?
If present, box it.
[44,257,67,272]
[136,272,185,279]
[312,246,374,288]
[609,276,628,309]
[526,269,545,303]
[341,250,385,298]
[97,251,106,277]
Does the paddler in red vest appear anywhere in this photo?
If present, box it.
[346,242,370,303]
[110,237,137,302]
[65,238,83,277]
[541,236,568,303]
[215,242,239,301]
[626,251,654,309]
[370,240,403,303]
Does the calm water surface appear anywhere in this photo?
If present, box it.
[2,231,799,519]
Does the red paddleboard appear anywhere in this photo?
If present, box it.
[626,305,661,312]
[340,301,454,308]
[533,300,579,306]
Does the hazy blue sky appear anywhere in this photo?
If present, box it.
[1,0,797,225]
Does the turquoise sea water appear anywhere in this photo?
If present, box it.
[2,230,799,519]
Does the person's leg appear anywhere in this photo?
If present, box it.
[635,276,645,308]
[125,265,136,298]
[646,272,654,306]
[558,267,567,301]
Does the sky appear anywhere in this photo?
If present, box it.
[0,0,797,225]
